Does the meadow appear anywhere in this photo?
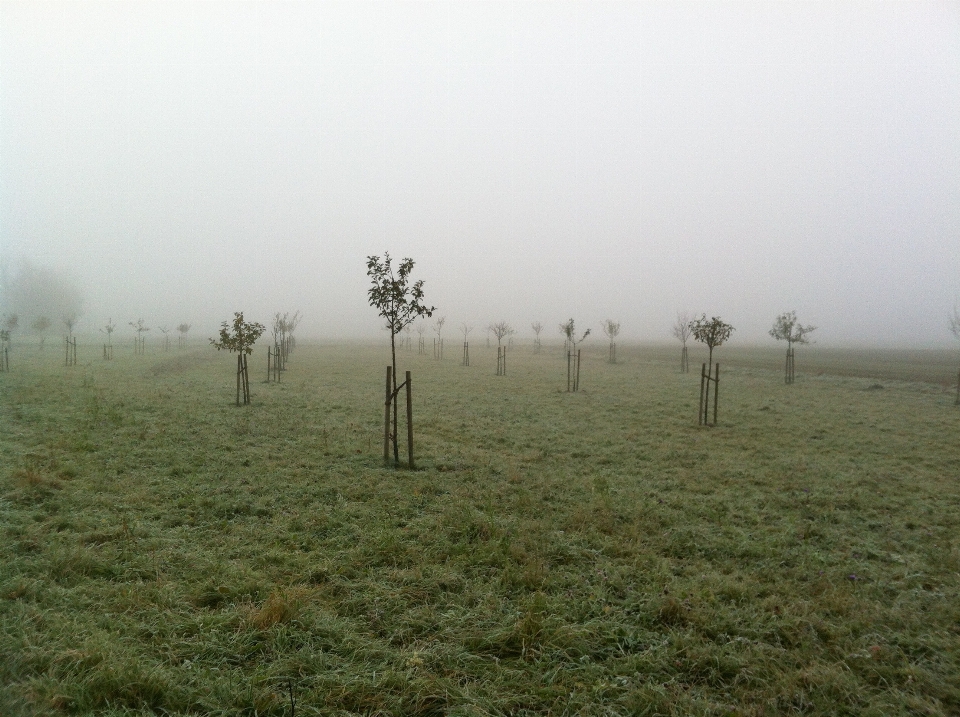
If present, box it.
[1,338,959,716]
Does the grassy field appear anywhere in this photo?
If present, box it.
[2,339,959,716]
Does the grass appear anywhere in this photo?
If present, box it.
[1,339,959,715]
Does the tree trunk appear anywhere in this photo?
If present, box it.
[391,330,399,465]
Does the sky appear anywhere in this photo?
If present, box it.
[2,1,958,347]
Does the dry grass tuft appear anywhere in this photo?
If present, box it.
[246,587,312,630]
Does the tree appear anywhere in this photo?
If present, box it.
[490,321,514,346]
[3,314,19,334]
[433,315,446,359]
[210,312,265,406]
[769,311,816,384]
[460,323,473,366]
[366,252,435,465]
[688,315,734,370]
[601,319,620,364]
[2,314,18,353]
[559,318,590,350]
[177,323,191,348]
[32,315,51,350]
[129,318,149,354]
[101,318,116,345]
[560,319,591,391]
[672,312,692,373]
[158,325,172,352]
[531,321,544,353]
[0,261,83,332]
[63,314,79,339]
[950,305,960,405]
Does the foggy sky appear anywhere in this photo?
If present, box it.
[2,1,959,347]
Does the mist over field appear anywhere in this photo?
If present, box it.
[2,2,959,347]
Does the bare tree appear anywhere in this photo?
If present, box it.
[433,315,446,360]
[490,321,514,346]
[531,321,543,354]
[416,321,426,354]
[769,311,816,384]
[672,312,692,373]
[601,319,620,364]
[366,252,435,466]
[460,323,473,366]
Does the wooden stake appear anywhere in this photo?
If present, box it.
[713,362,720,426]
[406,370,414,468]
[699,363,707,425]
[384,366,392,464]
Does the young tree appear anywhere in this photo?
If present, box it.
[63,314,79,339]
[560,319,591,391]
[32,315,51,350]
[2,314,18,357]
[672,312,692,373]
[366,252,435,465]
[769,311,816,384]
[433,315,446,359]
[177,323,191,348]
[490,321,514,346]
[688,314,734,370]
[158,325,172,352]
[210,312,265,405]
[129,318,149,354]
[460,323,473,366]
[101,318,116,345]
[950,305,960,405]
[531,321,543,353]
[601,319,620,364]
[100,318,116,359]
[559,318,590,350]
[416,321,426,354]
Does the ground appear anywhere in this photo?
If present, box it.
[1,340,959,715]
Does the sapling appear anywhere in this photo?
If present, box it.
[210,312,265,406]
[129,318,149,355]
[366,252,435,467]
[769,311,816,384]
[490,321,513,375]
[433,316,446,360]
[158,325,172,352]
[672,312,692,373]
[531,321,543,354]
[460,323,473,366]
[560,319,590,391]
[32,315,51,351]
[950,305,960,405]
[601,319,620,364]
[100,318,116,360]
[688,315,734,426]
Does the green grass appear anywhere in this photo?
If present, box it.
[2,341,959,715]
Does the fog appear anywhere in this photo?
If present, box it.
[2,2,958,347]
